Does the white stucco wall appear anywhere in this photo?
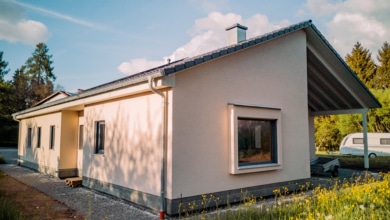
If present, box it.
[18,112,62,173]
[170,30,310,198]
[82,91,173,196]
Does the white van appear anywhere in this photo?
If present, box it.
[339,133,390,158]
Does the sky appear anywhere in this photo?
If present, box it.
[0,0,389,93]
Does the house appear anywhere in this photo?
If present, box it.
[12,20,381,217]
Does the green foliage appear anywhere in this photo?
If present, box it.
[0,52,10,79]
[23,42,56,108]
[0,198,23,220]
[345,42,376,88]
[376,42,390,89]
[368,89,390,132]
[336,114,362,135]
[0,52,18,147]
[315,116,341,150]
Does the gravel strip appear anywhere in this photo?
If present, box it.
[0,164,160,220]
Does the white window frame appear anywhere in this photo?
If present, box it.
[228,104,283,174]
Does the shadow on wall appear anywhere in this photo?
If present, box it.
[83,92,166,209]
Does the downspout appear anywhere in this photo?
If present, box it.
[148,76,167,220]
[12,115,21,165]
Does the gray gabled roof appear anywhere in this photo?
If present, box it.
[13,19,381,117]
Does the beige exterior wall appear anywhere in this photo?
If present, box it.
[59,111,79,169]
[82,91,173,196]
[170,30,310,198]
[18,112,62,175]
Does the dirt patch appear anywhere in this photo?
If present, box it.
[0,171,84,219]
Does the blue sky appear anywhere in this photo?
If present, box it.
[1,0,389,93]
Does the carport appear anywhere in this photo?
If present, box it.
[304,25,381,168]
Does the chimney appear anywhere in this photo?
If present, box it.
[225,23,248,46]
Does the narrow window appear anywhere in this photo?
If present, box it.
[37,127,41,148]
[95,121,105,154]
[79,125,84,150]
[49,125,55,149]
[27,127,32,148]
[352,138,363,144]
[237,118,277,167]
[380,138,390,145]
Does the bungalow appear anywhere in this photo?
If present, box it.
[12,20,381,217]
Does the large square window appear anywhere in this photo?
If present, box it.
[228,104,282,174]
[238,118,277,166]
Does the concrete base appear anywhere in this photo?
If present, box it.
[82,176,315,216]
[19,157,78,178]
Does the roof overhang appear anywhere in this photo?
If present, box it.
[304,25,381,116]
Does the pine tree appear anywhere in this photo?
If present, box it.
[376,42,390,89]
[0,51,18,146]
[0,51,10,79]
[345,42,376,88]
[25,42,56,107]
[13,66,30,110]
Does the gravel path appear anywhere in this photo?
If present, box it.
[0,165,160,220]
[0,148,159,220]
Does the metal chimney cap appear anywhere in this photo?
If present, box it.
[225,23,248,31]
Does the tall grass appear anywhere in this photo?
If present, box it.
[179,173,390,219]
[0,198,23,220]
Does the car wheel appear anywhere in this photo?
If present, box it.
[368,153,377,159]
[331,166,339,177]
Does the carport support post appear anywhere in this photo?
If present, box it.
[362,108,369,169]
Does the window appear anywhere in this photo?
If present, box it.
[238,118,277,166]
[49,125,55,149]
[228,104,282,174]
[37,127,41,148]
[380,138,390,145]
[27,127,32,148]
[79,125,84,150]
[95,121,105,154]
[353,138,363,144]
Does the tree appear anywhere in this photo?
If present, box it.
[376,42,390,89]
[345,42,376,88]
[367,89,390,132]
[0,51,10,79]
[0,52,18,146]
[13,66,30,111]
[25,42,55,107]
[314,115,341,151]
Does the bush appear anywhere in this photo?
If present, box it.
[0,156,5,164]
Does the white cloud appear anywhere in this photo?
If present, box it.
[14,1,106,31]
[0,0,49,45]
[118,12,290,75]
[118,59,165,75]
[300,0,390,58]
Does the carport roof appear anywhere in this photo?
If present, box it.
[13,20,381,117]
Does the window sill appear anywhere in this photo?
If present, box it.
[232,163,282,174]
